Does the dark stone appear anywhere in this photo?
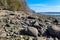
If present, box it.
[29,20,36,26]
[5,24,10,27]
[9,14,15,15]
[58,22,60,25]
[2,24,10,27]
[38,18,42,21]
[3,19,8,23]
[27,16,36,19]
[19,29,26,35]
[53,19,58,25]
[47,25,60,38]
[45,20,50,22]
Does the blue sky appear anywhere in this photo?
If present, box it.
[26,0,60,12]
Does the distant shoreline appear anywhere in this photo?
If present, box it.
[37,12,60,15]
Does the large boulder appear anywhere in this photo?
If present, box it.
[47,25,60,38]
[25,27,38,40]
[21,25,38,36]
[25,27,38,37]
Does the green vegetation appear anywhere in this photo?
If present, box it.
[0,0,22,11]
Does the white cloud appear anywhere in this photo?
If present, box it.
[29,4,60,12]
[29,4,47,7]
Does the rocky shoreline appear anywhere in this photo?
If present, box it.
[0,10,60,40]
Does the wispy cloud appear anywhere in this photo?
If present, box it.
[29,4,60,12]
[29,4,47,7]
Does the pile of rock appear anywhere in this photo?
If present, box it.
[0,10,60,40]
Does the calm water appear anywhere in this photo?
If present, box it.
[40,12,60,15]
